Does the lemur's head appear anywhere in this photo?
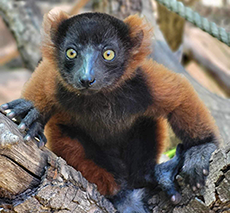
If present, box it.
[42,10,152,94]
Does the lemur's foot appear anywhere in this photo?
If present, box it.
[1,99,46,148]
[154,144,184,204]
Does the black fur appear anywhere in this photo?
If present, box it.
[182,143,216,190]
[53,13,135,93]
[57,70,158,189]
[54,13,131,49]
[153,144,185,204]
[59,116,161,189]
[56,69,153,141]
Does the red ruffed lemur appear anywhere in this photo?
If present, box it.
[1,10,220,213]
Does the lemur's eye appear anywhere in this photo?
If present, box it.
[103,50,115,61]
[66,48,77,59]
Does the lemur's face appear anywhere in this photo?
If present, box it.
[53,13,133,95]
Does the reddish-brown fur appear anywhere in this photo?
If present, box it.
[119,15,153,83]
[41,9,70,63]
[142,60,219,141]
[155,117,168,162]
[45,115,119,195]
[21,11,219,196]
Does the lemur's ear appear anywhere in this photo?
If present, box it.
[124,14,153,68]
[41,8,70,59]
[42,8,70,40]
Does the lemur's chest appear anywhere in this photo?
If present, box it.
[56,72,153,140]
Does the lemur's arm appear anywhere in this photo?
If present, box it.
[1,60,57,146]
[144,60,219,148]
[143,60,219,203]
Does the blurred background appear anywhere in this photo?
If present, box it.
[0,0,229,103]
[0,0,229,155]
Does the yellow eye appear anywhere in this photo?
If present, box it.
[66,48,77,59]
[103,50,115,61]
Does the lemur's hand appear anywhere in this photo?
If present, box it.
[155,143,216,204]
[181,143,216,192]
[1,99,47,148]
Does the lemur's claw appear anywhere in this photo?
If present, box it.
[1,99,46,148]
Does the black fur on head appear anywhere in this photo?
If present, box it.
[51,13,141,95]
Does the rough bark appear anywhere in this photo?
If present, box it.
[0,0,42,71]
[0,113,116,213]
[0,113,229,213]
[150,145,230,213]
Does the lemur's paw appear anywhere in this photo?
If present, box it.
[1,99,46,148]
[182,143,216,191]
[155,144,184,204]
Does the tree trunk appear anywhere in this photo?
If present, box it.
[0,113,229,212]
[0,113,117,213]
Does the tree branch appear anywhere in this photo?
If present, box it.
[0,113,229,212]
[0,0,42,70]
[0,113,116,212]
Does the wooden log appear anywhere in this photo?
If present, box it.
[0,112,229,212]
[152,144,230,212]
[0,113,116,212]
[0,112,51,200]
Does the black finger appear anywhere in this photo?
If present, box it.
[159,181,182,205]
[25,122,42,140]
[36,131,47,148]
[7,99,32,109]
[18,108,40,131]
[6,102,33,119]
[171,192,182,204]
[1,99,24,110]
[195,167,206,187]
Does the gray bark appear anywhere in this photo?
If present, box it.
[0,113,116,213]
[0,113,229,213]
[0,0,42,71]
